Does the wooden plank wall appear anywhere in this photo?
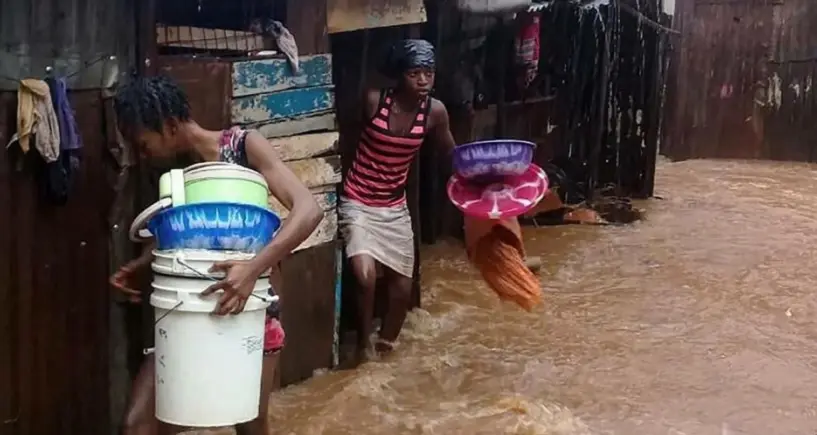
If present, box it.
[229,52,342,383]
[232,54,340,253]
[326,0,428,34]
[662,0,817,162]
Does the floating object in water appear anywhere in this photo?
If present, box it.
[466,217,541,311]
[447,164,549,220]
[524,255,543,273]
[453,139,536,180]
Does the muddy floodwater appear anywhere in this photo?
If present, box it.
[266,159,817,435]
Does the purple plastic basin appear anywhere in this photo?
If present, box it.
[453,139,536,180]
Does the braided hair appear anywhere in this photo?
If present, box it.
[113,75,191,139]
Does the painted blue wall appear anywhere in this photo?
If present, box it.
[232,54,333,98]
[231,85,335,125]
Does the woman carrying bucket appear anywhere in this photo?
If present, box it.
[110,76,323,435]
[341,39,457,363]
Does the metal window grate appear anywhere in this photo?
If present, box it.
[156,24,269,53]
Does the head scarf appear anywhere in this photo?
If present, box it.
[380,39,436,79]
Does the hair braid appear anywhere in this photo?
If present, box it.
[113,75,191,138]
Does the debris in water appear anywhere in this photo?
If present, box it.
[524,256,544,273]
[465,217,542,311]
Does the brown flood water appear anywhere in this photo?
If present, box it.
[264,159,817,435]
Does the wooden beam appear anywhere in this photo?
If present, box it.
[232,54,333,98]
[327,0,427,34]
[255,112,337,139]
[271,132,339,162]
[285,155,341,189]
[276,243,337,386]
[269,191,338,218]
[231,85,335,124]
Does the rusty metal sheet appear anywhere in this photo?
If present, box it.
[327,0,427,34]
[0,0,134,91]
[0,94,16,435]
[662,0,817,162]
[762,0,817,161]
[286,0,330,55]
[0,91,115,434]
[156,56,232,130]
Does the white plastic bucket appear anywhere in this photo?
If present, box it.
[150,249,272,427]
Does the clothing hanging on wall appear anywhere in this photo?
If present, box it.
[515,12,541,90]
[6,79,60,162]
[43,76,83,204]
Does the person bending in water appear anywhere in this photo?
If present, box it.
[341,39,456,362]
[110,76,322,435]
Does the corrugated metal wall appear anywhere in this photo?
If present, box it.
[663,0,817,161]
[0,0,136,433]
[0,92,120,435]
[763,0,817,161]
[415,1,666,241]
[0,0,134,90]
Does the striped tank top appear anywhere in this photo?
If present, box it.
[343,89,431,207]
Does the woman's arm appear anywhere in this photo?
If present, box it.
[136,239,156,266]
[429,99,456,154]
[202,130,322,315]
[244,130,323,274]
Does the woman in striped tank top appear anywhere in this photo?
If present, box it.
[340,39,456,363]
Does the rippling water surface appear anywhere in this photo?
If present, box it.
[259,159,817,435]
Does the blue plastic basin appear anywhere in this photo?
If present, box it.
[147,202,281,253]
[453,139,535,181]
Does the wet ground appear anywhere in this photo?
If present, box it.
[199,159,817,434]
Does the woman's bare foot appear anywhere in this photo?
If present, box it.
[374,338,394,357]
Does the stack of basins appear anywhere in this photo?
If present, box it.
[447,139,549,220]
[129,162,281,428]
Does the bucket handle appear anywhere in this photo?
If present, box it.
[129,197,172,243]
[173,254,277,304]
[153,293,279,327]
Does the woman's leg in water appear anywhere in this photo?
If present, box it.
[235,351,281,435]
[122,354,158,435]
[376,267,413,354]
[350,254,378,361]
[122,355,181,435]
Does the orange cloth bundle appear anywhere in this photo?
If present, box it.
[464,216,542,311]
